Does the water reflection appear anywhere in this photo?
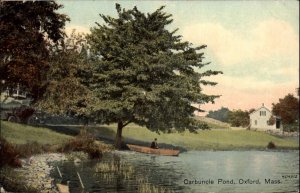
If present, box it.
[51,150,299,193]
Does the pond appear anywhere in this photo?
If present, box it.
[51,150,299,193]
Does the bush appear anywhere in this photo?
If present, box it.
[267,141,276,149]
[60,129,103,159]
[197,123,210,130]
[0,137,21,168]
[283,123,299,132]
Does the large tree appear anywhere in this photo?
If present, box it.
[0,1,69,100]
[272,94,299,124]
[88,4,222,148]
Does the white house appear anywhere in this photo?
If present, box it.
[249,104,281,131]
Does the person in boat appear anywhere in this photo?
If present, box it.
[150,138,159,149]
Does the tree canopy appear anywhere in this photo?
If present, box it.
[37,31,95,122]
[0,1,69,100]
[272,94,299,124]
[228,109,250,127]
[87,4,222,148]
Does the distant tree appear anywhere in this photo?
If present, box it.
[228,109,250,127]
[87,4,222,148]
[0,1,69,100]
[272,94,299,124]
[206,107,230,122]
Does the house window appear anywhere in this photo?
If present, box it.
[260,111,266,116]
[255,120,257,125]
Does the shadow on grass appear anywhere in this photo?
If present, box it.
[31,124,187,152]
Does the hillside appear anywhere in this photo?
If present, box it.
[195,116,231,129]
[1,121,72,144]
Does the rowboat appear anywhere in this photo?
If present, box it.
[127,144,180,156]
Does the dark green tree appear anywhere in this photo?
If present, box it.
[272,94,299,124]
[87,4,222,148]
[228,109,250,127]
[0,1,69,100]
[206,107,230,122]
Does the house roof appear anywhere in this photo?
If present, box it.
[249,105,272,116]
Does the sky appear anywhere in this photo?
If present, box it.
[58,0,299,115]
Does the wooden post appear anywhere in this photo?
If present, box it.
[57,166,62,178]
[77,172,84,189]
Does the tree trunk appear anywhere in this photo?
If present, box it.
[115,121,123,149]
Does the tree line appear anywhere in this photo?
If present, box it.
[1,1,222,148]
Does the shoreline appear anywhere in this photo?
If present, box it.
[14,153,67,193]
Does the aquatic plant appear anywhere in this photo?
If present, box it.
[95,160,174,193]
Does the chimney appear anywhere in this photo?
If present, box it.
[262,103,264,107]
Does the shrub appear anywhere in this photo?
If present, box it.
[283,123,299,132]
[0,137,21,168]
[267,141,276,149]
[60,129,103,159]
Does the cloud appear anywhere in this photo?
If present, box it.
[181,19,299,66]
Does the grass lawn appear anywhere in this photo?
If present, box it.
[1,121,72,145]
[91,123,299,150]
[1,121,298,150]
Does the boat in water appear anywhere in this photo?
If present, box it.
[127,144,180,156]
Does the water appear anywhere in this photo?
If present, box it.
[51,150,299,193]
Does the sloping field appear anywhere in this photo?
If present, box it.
[90,123,299,150]
[1,121,72,144]
[195,116,231,129]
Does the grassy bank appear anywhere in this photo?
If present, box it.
[1,121,72,144]
[1,121,298,150]
[90,123,299,150]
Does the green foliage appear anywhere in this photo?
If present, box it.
[87,4,222,138]
[37,31,95,119]
[283,123,299,132]
[60,129,105,159]
[272,94,299,124]
[228,109,250,127]
[0,1,69,100]
[206,107,230,122]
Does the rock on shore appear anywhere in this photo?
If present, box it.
[15,153,67,193]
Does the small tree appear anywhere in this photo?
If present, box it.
[88,4,222,148]
[228,109,250,127]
